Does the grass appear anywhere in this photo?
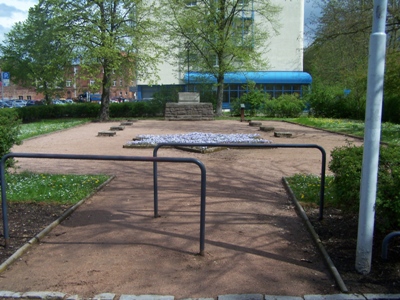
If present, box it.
[19,119,90,140]
[5,118,106,205]
[286,116,400,146]
[3,172,110,205]
[285,174,336,207]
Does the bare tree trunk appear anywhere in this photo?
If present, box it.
[99,68,111,122]
[215,75,224,116]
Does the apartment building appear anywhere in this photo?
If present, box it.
[0,64,135,101]
[136,0,311,108]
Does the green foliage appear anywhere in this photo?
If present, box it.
[382,51,400,124]
[0,110,22,168]
[18,104,100,122]
[375,146,400,232]
[329,144,400,232]
[305,84,365,120]
[329,145,364,211]
[231,87,305,118]
[264,94,306,118]
[0,3,74,102]
[158,0,281,115]
[233,82,268,116]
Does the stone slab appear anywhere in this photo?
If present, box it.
[178,92,200,103]
[274,132,293,138]
[260,126,275,132]
[110,126,125,131]
[98,131,117,137]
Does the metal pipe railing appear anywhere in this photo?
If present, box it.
[1,153,207,255]
[381,231,400,260]
[153,143,326,220]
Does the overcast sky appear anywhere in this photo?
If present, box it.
[0,0,318,45]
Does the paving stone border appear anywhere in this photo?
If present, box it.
[0,291,398,300]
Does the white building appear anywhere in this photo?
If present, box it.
[137,0,311,109]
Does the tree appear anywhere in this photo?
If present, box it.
[304,0,400,98]
[158,0,281,116]
[0,1,74,103]
[43,0,162,121]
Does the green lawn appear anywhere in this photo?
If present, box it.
[4,118,106,205]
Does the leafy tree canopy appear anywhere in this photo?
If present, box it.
[158,0,281,115]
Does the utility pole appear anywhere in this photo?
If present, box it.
[356,0,388,275]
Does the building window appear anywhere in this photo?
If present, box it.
[27,96,32,100]
[113,80,117,87]
[90,80,95,86]
[66,80,72,87]
[119,80,123,86]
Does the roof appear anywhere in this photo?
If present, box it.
[185,71,312,85]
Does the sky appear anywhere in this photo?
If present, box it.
[0,0,318,45]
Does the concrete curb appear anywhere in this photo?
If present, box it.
[0,175,115,274]
[281,177,348,293]
[1,291,400,300]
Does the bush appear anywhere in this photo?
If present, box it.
[269,94,306,118]
[329,144,400,232]
[305,87,365,120]
[0,110,21,168]
[382,96,400,124]
[17,100,168,122]
[18,103,100,122]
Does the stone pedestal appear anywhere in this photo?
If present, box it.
[164,92,214,121]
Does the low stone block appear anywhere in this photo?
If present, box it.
[260,126,275,132]
[274,131,293,138]
[120,122,133,126]
[110,126,125,131]
[249,121,262,127]
[98,131,117,137]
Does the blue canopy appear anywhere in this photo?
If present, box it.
[184,71,312,85]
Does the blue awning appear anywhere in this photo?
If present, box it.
[184,71,312,85]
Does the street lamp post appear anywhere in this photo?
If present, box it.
[185,41,190,92]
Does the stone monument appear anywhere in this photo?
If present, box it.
[164,92,214,121]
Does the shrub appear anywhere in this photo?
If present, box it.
[272,94,306,118]
[329,144,400,232]
[230,82,268,116]
[0,109,22,168]
[329,145,364,211]
[18,103,100,122]
[305,87,365,120]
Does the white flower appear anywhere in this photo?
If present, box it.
[126,132,272,148]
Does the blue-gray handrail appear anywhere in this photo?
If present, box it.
[153,143,326,220]
[1,153,207,255]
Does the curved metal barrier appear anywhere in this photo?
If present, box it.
[382,231,400,260]
[1,153,207,255]
[153,143,327,220]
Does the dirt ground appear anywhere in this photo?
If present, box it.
[0,120,368,298]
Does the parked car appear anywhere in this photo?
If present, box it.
[26,100,36,106]
[3,100,14,108]
[52,99,63,105]
[13,100,26,107]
